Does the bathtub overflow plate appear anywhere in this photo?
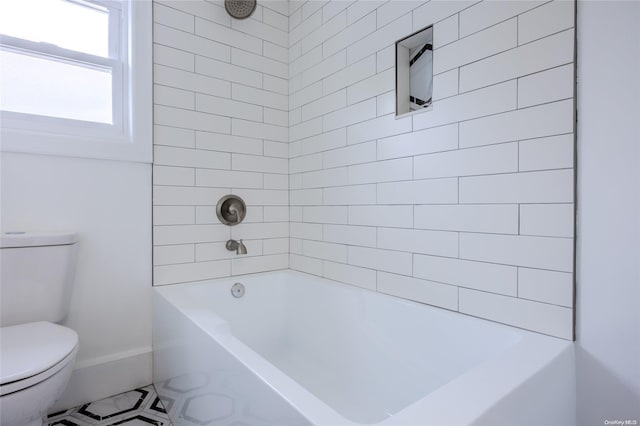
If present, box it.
[231,283,245,298]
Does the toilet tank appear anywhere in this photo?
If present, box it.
[0,232,78,327]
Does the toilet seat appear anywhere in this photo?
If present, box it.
[0,322,78,396]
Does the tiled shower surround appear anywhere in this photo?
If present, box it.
[152,0,576,340]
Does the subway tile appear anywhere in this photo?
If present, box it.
[301,10,347,53]
[232,83,288,111]
[195,17,262,54]
[301,167,348,189]
[303,240,347,263]
[263,1,288,17]
[291,81,323,109]
[347,13,411,65]
[414,254,517,296]
[415,204,519,234]
[323,224,376,247]
[323,141,376,169]
[376,45,395,72]
[459,29,574,92]
[459,169,574,204]
[432,69,459,101]
[520,204,574,238]
[155,125,195,148]
[460,233,574,272]
[231,48,288,79]
[323,1,355,24]
[347,68,394,105]
[232,253,288,275]
[518,267,573,307]
[518,64,574,108]
[153,44,194,72]
[232,153,288,174]
[377,123,458,160]
[347,1,383,26]
[301,90,347,121]
[433,18,517,74]
[196,93,262,122]
[156,0,229,27]
[290,7,322,46]
[434,13,459,47]
[290,254,323,276]
[459,0,543,37]
[323,184,376,206]
[195,169,262,189]
[153,244,194,266]
[290,117,323,142]
[376,1,417,28]
[231,15,288,47]
[232,119,288,143]
[153,165,195,187]
[290,189,323,206]
[377,178,458,205]
[153,186,229,206]
[195,132,263,155]
[459,288,573,339]
[289,109,302,127]
[264,141,288,158]
[154,145,230,170]
[264,206,290,222]
[519,134,574,172]
[413,80,517,131]
[302,50,347,87]
[323,55,377,95]
[376,91,395,116]
[263,7,288,31]
[378,272,458,311]
[153,2,195,32]
[290,153,323,174]
[263,238,289,255]
[348,246,412,275]
[264,108,289,127]
[195,204,262,225]
[303,206,348,224]
[155,85,195,110]
[153,206,195,225]
[349,206,413,228]
[231,222,289,240]
[301,128,347,155]
[154,224,230,245]
[377,227,459,257]
[154,23,230,62]
[412,1,477,31]
[459,99,574,148]
[154,65,231,98]
[414,142,518,179]
[196,240,263,262]
[154,260,231,285]
[323,261,376,290]
[519,0,575,45]
[348,158,412,185]
[323,98,377,132]
[290,45,323,78]
[290,222,323,240]
[195,56,262,89]
[154,105,231,134]
[264,173,289,190]
[325,8,376,58]
[348,114,412,145]
[302,1,327,21]
[263,75,288,95]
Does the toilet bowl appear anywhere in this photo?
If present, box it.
[0,232,80,426]
[0,322,79,426]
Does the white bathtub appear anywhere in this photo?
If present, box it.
[153,270,575,426]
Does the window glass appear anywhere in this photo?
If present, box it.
[0,49,113,124]
[0,0,110,58]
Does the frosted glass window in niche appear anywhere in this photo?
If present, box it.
[396,26,433,116]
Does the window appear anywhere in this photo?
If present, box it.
[0,0,151,162]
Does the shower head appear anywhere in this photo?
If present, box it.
[225,0,257,19]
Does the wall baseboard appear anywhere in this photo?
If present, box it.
[51,347,152,412]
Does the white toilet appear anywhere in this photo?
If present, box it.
[0,232,80,426]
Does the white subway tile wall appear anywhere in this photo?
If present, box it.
[153,0,575,340]
[153,0,290,284]
[288,0,575,340]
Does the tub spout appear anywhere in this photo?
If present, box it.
[226,239,247,255]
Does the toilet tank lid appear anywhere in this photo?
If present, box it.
[0,232,78,248]
[0,322,79,385]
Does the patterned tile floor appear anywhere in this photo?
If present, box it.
[48,385,173,426]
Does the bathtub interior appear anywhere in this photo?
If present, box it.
[166,270,523,424]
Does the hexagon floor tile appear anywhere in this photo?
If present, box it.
[47,385,172,426]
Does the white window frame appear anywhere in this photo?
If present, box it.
[0,0,152,163]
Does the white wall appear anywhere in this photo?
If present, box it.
[576,0,640,422]
[152,0,290,285]
[288,0,576,339]
[0,152,152,409]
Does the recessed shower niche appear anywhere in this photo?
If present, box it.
[396,25,433,116]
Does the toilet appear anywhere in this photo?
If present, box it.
[0,232,80,426]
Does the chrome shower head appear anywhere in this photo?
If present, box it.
[225,0,257,19]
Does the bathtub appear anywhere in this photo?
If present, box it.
[153,270,575,426]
